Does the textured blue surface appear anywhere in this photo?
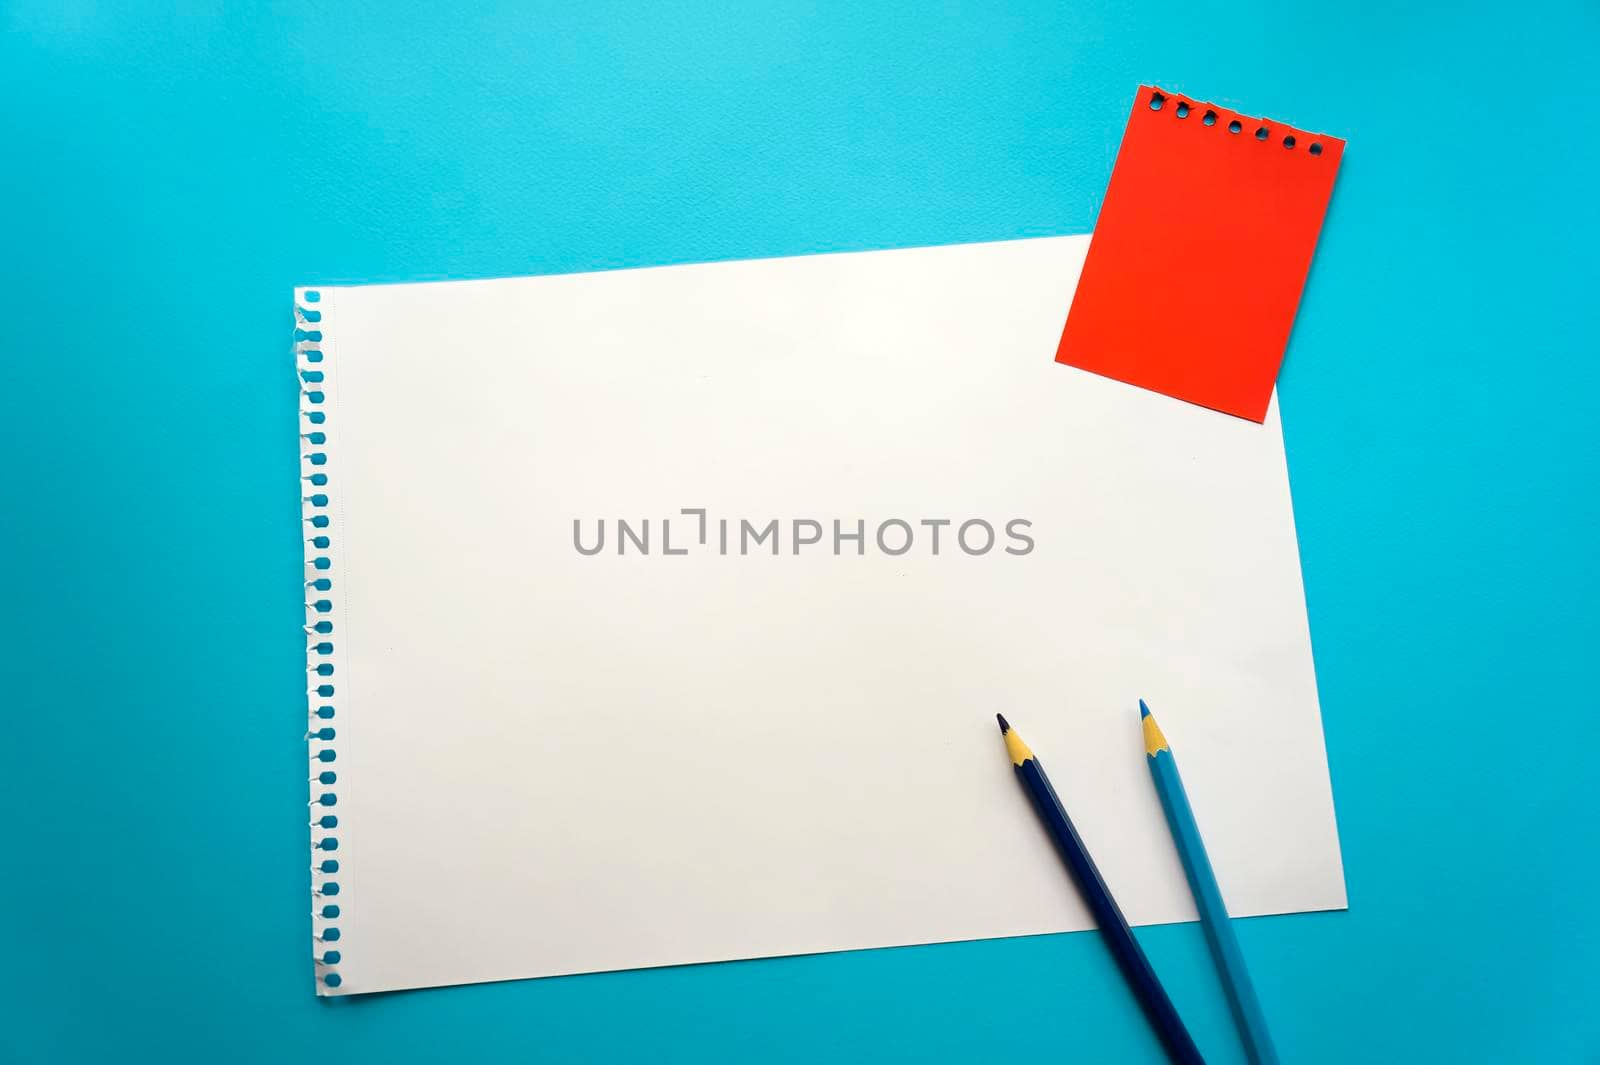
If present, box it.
[2,3,1596,1062]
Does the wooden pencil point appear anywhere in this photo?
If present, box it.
[1000,720,1034,766]
[1141,704,1170,757]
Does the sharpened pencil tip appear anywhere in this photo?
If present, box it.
[1141,703,1169,756]
[998,715,1033,764]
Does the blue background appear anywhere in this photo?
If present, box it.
[3,2,1595,1062]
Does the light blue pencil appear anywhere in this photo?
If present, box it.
[1141,699,1279,1065]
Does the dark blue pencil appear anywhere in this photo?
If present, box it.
[997,714,1205,1065]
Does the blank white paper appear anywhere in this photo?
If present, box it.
[298,234,1344,996]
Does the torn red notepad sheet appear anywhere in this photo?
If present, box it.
[1057,85,1345,422]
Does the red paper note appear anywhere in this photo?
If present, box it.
[1057,86,1344,422]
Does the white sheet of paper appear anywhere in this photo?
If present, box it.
[299,234,1344,996]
